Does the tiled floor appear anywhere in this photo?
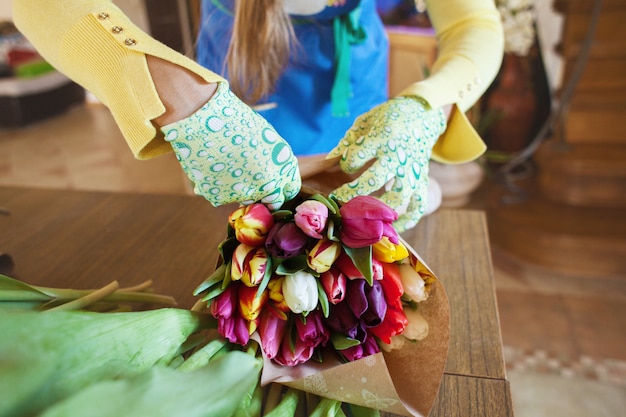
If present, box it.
[1,102,625,416]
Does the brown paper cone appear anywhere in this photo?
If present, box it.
[260,250,451,417]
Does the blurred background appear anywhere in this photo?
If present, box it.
[0,1,624,416]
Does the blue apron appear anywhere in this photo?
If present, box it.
[197,0,389,156]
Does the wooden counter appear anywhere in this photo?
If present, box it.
[0,186,513,416]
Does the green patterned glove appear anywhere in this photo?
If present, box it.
[161,83,301,210]
[328,96,446,232]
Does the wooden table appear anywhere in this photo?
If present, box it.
[0,186,513,417]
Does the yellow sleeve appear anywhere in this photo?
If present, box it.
[12,0,225,159]
[398,0,504,164]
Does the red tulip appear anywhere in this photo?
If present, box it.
[320,267,347,304]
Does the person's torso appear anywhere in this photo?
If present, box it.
[197,0,389,155]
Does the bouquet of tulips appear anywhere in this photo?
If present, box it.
[191,190,451,416]
[194,191,439,373]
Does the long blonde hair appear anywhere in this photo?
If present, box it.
[226,0,296,105]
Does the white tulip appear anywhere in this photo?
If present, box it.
[282,271,319,314]
[398,263,429,303]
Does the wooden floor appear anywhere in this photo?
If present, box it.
[1,102,625,370]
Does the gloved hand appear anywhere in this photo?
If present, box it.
[162,83,301,210]
[328,96,446,232]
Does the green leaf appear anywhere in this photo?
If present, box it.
[264,387,300,417]
[271,209,293,222]
[0,308,208,417]
[330,333,361,350]
[343,245,373,285]
[316,281,330,318]
[192,263,227,295]
[311,194,338,215]
[309,397,345,417]
[255,256,274,300]
[0,274,53,301]
[274,255,308,276]
[219,236,240,263]
[39,351,262,417]
[347,403,380,417]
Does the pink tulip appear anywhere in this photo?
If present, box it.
[229,204,274,247]
[306,239,341,273]
[274,332,316,367]
[339,196,399,248]
[231,243,269,287]
[210,285,236,319]
[320,267,347,304]
[257,309,288,359]
[294,200,329,239]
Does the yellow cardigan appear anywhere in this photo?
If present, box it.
[405,0,504,164]
[12,0,225,159]
[12,0,503,164]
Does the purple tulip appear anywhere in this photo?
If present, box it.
[265,221,309,258]
[257,309,288,359]
[346,279,387,328]
[340,332,380,362]
[295,309,330,348]
[326,301,361,340]
[339,196,399,248]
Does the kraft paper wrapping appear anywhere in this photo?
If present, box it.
[260,247,451,417]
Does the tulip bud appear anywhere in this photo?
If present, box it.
[267,276,290,313]
[274,333,315,367]
[398,263,428,302]
[265,221,309,258]
[238,284,268,321]
[282,271,319,314]
[229,204,274,247]
[257,309,288,359]
[320,267,347,304]
[402,307,429,341]
[307,239,341,273]
[295,309,330,348]
[372,237,409,263]
[339,196,399,248]
[231,243,269,287]
[294,200,329,239]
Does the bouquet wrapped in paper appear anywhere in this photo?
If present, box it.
[194,188,450,416]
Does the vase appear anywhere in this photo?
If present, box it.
[484,53,538,153]
[429,161,484,208]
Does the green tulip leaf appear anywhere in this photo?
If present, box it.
[311,194,338,215]
[342,245,373,285]
[274,255,307,276]
[193,264,227,296]
[271,210,293,222]
[330,333,361,350]
[316,281,330,318]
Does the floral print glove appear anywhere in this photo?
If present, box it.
[162,83,301,210]
[328,96,446,232]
